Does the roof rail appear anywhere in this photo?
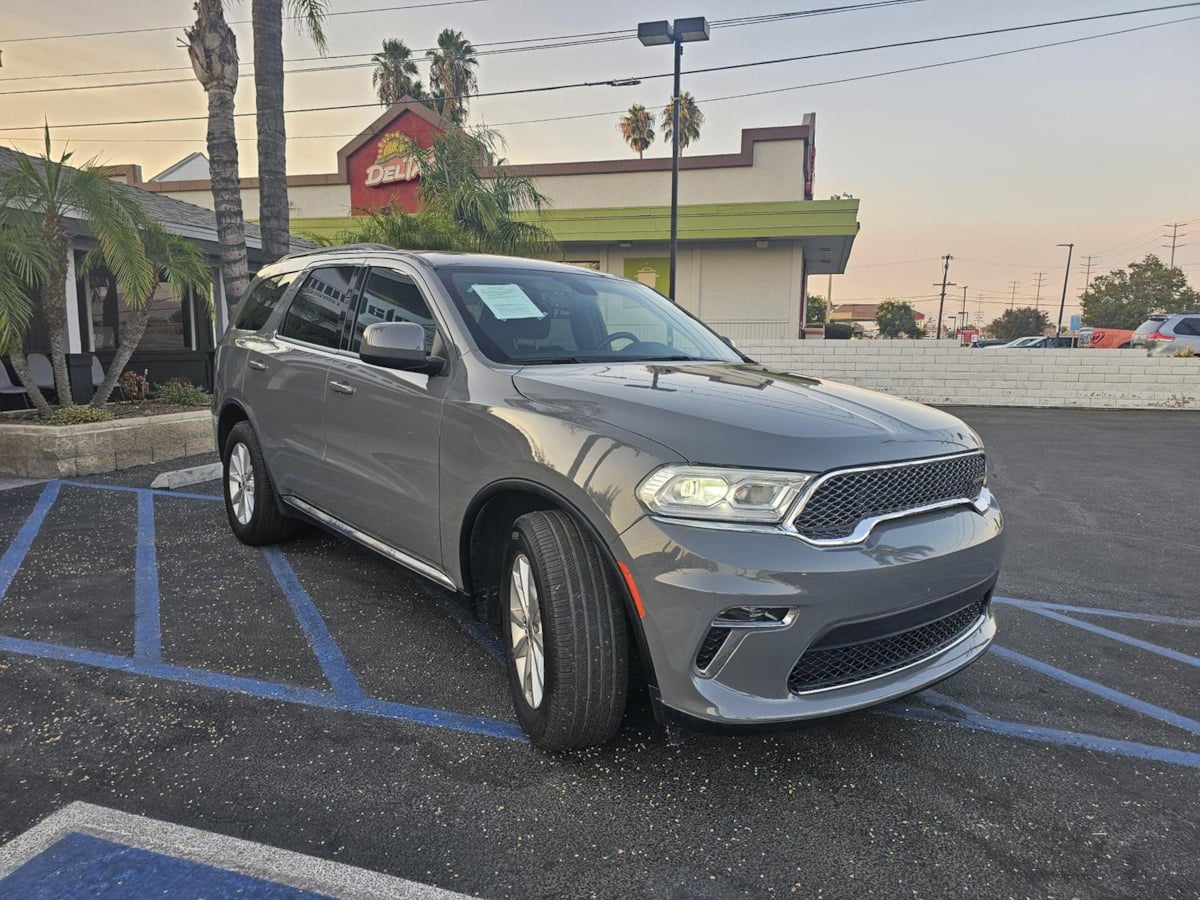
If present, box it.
[280,243,397,260]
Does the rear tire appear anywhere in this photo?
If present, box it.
[502,510,629,751]
[222,421,295,546]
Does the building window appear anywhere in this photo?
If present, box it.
[77,250,213,353]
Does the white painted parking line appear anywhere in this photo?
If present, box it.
[149,462,222,490]
[0,802,473,899]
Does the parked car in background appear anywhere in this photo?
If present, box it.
[1002,336,1077,348]
[1078,326,1135,349]
[1142,312,1200,357]
[969,338,1009,348]
[1131,314,1173,350]
[213,245,1005,750]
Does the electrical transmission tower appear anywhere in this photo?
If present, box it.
[1163,223,1188,267]
[1033,272,1047,310]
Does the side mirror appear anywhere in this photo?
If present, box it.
[360,322,445,375]
[720,335,738,350]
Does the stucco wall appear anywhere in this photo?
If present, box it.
[157,184,353,221]
[737,341,1200,409]
[526,141,806,209]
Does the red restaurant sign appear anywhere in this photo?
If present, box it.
[345,107,447,214]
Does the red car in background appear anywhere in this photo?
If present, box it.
[1079,326,1134,349]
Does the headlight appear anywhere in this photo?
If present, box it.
[636,465,814,523]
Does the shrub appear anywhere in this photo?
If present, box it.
[824,322,853,340]
[1173,345,1196,358]
[155,380,210,406]
[119,369,151,402]
[46,406,115,426]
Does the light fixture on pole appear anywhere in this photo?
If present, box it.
[1055,243,1074,338]
[638,16,709,303]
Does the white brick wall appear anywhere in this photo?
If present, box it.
[738,341,1200,410]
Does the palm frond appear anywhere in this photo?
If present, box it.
[286,0,329,54]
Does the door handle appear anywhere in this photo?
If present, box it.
[247,360,267,371]
[329,381,356,395]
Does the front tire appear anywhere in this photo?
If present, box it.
[222,421,295,546]
[503,510,629,751]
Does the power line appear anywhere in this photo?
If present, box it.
[4,6,1196,135]
[0,0,493,44]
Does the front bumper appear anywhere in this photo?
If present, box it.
[615,493,1004,726]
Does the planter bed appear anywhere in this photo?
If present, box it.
[0,409,214,478]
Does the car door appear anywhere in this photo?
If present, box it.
[318,262,449,569]
[252,263,362,501]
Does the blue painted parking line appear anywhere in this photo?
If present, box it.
[885,692,1200,770]
[995,595,1200,628]
[991,645,1200,737]
[264,546,367,702]
[134,491,162,662]
[0,831,332,899]
[996,599,1200,667]
[68,480,224,503]
[0,481,60,604]
[0,631,526,741]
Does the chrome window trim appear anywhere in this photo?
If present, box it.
[788,608,991,695]
[282,495,457,590]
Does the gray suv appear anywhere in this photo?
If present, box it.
[214,245,1004,750]
[1140,312,1200,357]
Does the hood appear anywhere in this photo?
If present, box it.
[512,363,980,471]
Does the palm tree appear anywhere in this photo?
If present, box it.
[372,39,426,106]
[661,91,704,152]
[427,29,478,126]
[0,212,53,415]
[338,202,464,252]
[185,0,250,310]
[618,104,655,159]
[252,0,329,262]
[84,223,212,406]
[0,128,154,411]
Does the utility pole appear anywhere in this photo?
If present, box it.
[959,285,969,334]
[1163,222,1188,268]
[1079,255,1096,295]
[826,272,833,324]
[1008,280,1019,310]
[934,255,953,339]
[1032,272,1046,310]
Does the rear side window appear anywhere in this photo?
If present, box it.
[1134,316,1168,335]
[1174,317,1200,336]
[233,271,298,331]
[279,266,358,349]
[351,267,438,354]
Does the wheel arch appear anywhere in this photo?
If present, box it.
[216,400,251,454]
[459,478,659,691]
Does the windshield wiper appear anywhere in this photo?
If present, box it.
[515,356,592,365]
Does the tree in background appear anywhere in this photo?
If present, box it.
[185,0,249,308]
[372,39,426,106]
[83,223,212,406]
[806,294,827,324]
[252,0,329,263]
[1080,255,1199,329]
[427,29,478,126]
[661,92,704,152]
[0,128,155,412]
[875,300,924,338]
[0,213,53,414]
[988,306,1050,341]
[618,105,655,159]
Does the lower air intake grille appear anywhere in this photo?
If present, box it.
[695,627,731,671]
[787,598,987,693]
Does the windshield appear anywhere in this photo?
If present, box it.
[435,265,742,366]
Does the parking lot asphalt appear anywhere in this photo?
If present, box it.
[0,407,1197,898]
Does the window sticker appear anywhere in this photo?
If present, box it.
[472,283,545,321]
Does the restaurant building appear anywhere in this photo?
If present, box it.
[132,100,861,343]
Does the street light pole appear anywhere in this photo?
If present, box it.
[669,37,682,302]
[638,17,709,304]
[1056,242,1074,337]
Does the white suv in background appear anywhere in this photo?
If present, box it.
[1142,312,1200,357]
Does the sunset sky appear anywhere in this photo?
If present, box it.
[3,0,1198,326]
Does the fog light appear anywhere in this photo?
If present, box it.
[713,606,792,627]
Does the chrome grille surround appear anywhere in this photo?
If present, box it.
[787,451,988,546]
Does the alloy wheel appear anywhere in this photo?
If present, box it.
[228,442,256,525]
[509,553,545,709]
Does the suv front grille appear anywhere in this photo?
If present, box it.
[787,597,987,693]
[791,453,986,542]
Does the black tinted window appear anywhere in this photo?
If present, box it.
[233,271,298,331]
[1174,317,1200,336]
[351,268,438,354]
[279,266,358,349]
